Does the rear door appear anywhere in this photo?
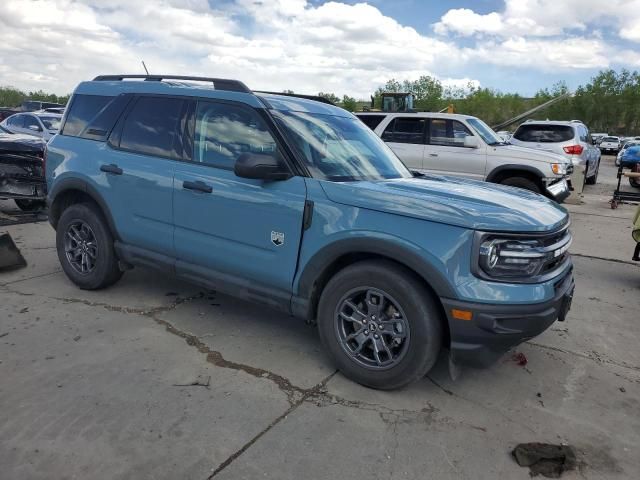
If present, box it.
[6,114,26,135]
[99,95,184,257]
[172,99,306,302]
[424,118,486,179]
[379,116,426,170]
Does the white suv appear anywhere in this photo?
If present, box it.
[510,120,601,185]
[356,112,571,202]
[599,136,621,155]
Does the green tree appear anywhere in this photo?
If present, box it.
[341,95,357,112]
[318,92,340,104]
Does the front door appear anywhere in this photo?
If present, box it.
[173,100,306,304]
[423,118,486,180]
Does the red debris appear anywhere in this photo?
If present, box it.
[512,352,528,366]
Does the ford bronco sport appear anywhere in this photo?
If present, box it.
[46,75,575,389]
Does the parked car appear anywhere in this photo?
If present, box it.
[0,112,62,141]
[0,108,19,122]
[599,136,621,154]
[21,100,65,112]
[510,120,601,185]
[46,74,574,390]
[356,112,571,202]
[616,141,640,166]
[0,125,47,211]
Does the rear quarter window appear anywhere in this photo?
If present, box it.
[514,125,574,143]
[356,115,386,130]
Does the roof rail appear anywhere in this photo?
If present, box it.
[92,75,251,93]
[254,91,335,105]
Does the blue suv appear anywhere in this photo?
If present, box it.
[46,75,575,389]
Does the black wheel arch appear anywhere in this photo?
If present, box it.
[48,178,120,240]
[293,237,455,348]
[485,164,546,186]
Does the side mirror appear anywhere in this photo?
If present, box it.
[464,136,480,148]
[28,124,42,132]
[234,153,291,181]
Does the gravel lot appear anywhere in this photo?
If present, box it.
[1,155,639,479]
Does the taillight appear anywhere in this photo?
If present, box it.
[563,145,583,155]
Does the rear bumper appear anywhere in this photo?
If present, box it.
[545,177,570,203]
[441,267,575,368]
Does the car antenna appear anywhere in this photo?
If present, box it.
[141,60,150,75]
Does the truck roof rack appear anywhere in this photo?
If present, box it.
[254,91,335,105]
[92,75,251,93]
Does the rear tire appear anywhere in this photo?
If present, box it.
[585,160,599,185]
[15,199,46,211]
[317,260,443,390]
[56,202,123,290]
[499,176,541,194]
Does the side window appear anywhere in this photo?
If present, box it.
[8,115,24,127]
[429,119,472,147]
[119,96,185,158]
[381,117,425,144]
[23,115,42,131]
[63,94,114,137]
[578,126,588,143]
[194,101,277,170]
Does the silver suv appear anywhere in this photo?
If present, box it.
[510,120,601,185]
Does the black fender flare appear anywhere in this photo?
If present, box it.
[485,164,546,183]
[48,177,120,239]
[293,236,457,319]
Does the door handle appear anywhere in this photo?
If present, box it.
[182,180,213,194]
[100,163,123,175]
[429,153,439,157]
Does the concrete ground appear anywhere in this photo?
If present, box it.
[1,155,639,479]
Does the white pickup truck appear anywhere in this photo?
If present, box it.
[356,112,572,202]
[599,136,621,154]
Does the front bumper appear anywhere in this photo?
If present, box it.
[441,267,575,368]
[545,177,570,203]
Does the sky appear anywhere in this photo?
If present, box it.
[1,0,640,98]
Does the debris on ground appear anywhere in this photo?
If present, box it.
[0,232,26,270]
[172,374,211,388]
[512,443,577,478]
[511,352,528,366]
[0,332,9,338]
[619,387,626,393]
[73,335,81,342]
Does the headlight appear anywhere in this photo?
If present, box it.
[476,231,572,282]
[551,163,566,175]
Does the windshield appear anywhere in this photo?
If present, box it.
[467,118,504,145]
[272,110,412,182]
[40,116,61,131]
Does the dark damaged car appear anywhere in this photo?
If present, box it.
[0,125,47,211]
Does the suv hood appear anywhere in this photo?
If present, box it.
[320,175,568,233]
[492,144,568,164]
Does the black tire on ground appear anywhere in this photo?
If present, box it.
[499,176,541,194]
[317,260,443,390]
[585,161,599,185]
[14,199,46,211]
[56,202,123,290]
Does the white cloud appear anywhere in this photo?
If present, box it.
[0,0,637,98]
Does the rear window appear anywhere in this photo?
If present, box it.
[513,124,574,143]
[356,115,386,130]
[602,137,618,142]
[63,94,131,141]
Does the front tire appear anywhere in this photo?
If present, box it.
[499,176,541,194]
[317,260,443,390]
[56,202,123,290]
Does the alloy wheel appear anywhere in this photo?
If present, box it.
[335,287,411,370]
[64,220,98,275]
